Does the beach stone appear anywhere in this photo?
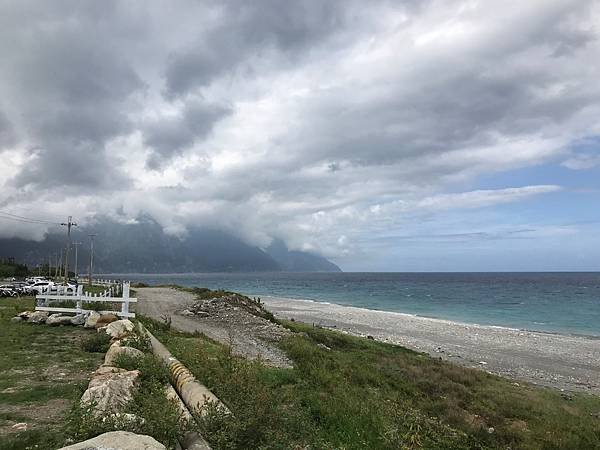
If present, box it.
[11,316,23,323]
[84,311,101,328]
[46,314,74,326]
[80,369,140,415]
[70,313,87,326]
[104,342,143,366]
[104,319,135,339]
[94,313,120,329]
[58,431,165,450]
[27,311,49,324]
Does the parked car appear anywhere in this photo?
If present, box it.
[29,281,55,295]
[50,282,77,294]
[0,285,18,297]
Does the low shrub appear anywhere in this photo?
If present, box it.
[80,333,111,353]
[113,353,170,385]
[121,330,151,353]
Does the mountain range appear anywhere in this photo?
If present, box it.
[0,216,341,273]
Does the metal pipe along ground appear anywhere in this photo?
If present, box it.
[138,323,231,417]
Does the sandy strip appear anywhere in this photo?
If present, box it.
[260,296,600,394]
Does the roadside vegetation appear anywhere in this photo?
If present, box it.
[0,297,103,449]
[1,289,599,449]
[0,297,184,449]
[142,287,600,450]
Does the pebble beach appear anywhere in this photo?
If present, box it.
[262,296,600,394]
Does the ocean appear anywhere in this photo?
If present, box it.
[116,272,600,337]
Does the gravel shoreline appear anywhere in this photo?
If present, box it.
[260,296,600,394]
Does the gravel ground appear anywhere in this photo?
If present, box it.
[136,287,293,368]
[261,296,600,394]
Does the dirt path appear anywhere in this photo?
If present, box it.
[136,287,292,368]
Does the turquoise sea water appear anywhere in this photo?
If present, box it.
[116,272,600,337]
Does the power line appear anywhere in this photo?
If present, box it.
[0,215,62,226]
[0,210,62,225]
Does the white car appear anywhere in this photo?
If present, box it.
[29,281,55,295]
[50,282,77,294]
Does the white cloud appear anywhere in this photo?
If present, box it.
[0,0,598,262]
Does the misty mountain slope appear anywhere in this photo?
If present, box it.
[0,217,341,273]
[266,239,342,272]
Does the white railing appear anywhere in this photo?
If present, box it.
[35,281,136,318]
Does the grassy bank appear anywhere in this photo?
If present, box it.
[0,298,189,449]
[1,290,599,449]
[142,311,600,450]
[0,297,103,449]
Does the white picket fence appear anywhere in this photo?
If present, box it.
[35,280,136,318]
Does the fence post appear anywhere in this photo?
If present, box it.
[76,284,83,313]
[121,281,130,316]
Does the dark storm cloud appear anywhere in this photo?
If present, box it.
[0,0,143,190]
[144,100,232,169]
[164,0,358,96]
[0,111,15,148]
[13,142,132,192]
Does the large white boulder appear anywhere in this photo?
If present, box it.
[18,311,34,320]
[83,311,101,328]
[104,319,135,339]
[58,431,166,449]
[27,311,49,324]
[70,313,87,326]
[104,342,144,366]
[80,369,140,415]
[46,314,74,326]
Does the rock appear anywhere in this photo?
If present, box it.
[18,311,33,319]
[58,431,166,450]
[11,422,28,432]
[27,311,49,324]
[94,365,127,376]
[181,309,195,316]
[487,427,495,434]
[84,311,101,328]
[10,316,23,323]
[94,313,119,329]
[70,313,87,326]
[80,369,140,415]
[104,319,135,339]
[104,342,144,366]
[367,335,375,340]
[46,314,75,326]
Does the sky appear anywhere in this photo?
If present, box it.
[0,0,599,271]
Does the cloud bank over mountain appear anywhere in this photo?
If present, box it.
[1,1,599,270]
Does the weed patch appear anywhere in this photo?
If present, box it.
[141,315,600,450]
[80,333,111,353]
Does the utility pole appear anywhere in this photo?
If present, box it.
[57,250,63,278]
[73,242,82,281]
[88,234,96,286]
[60,216,77,284]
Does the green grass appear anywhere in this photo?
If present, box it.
[2,292,599,449]
[0,299,188,448]
[141,316,600,450]
[0,297,104,448]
